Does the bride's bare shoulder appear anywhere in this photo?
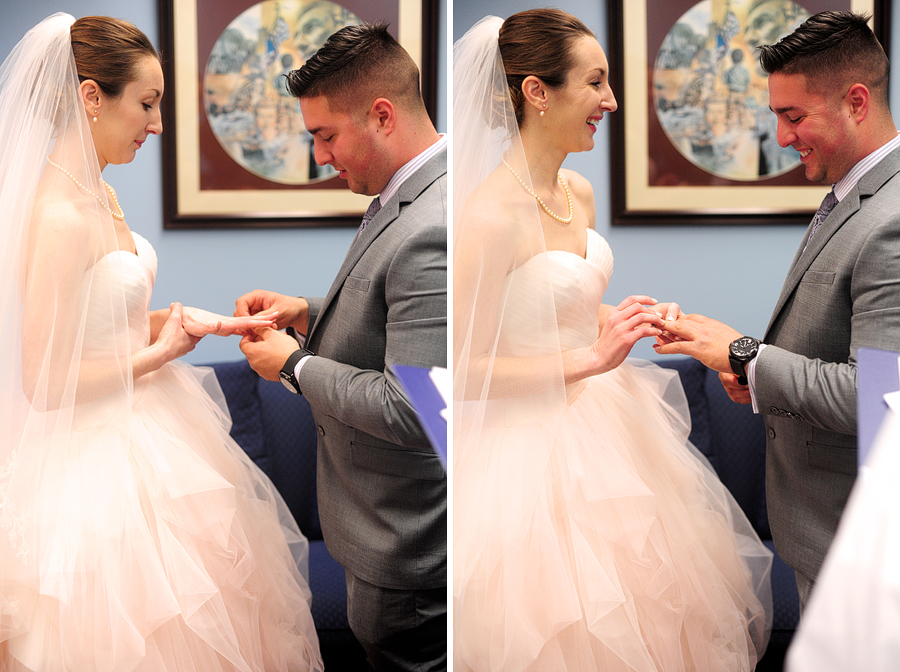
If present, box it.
[30,184,99,255]
[462,167,540,234]
[560,168,596,222]
[560,168,594,201]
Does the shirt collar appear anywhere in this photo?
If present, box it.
[378,134,447,207]
[833,130,900,201]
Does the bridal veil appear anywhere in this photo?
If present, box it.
[0,9,139,652]
[452,15,574,668]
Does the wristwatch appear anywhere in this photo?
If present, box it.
[728,336,759,385]
[279,348,313,395]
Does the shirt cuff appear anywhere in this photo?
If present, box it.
[746,343,767,414]
[294,353,314,379]
[285,327,313,381]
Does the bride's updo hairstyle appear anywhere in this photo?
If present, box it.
[70,16,159,99]
[498,9,594,126]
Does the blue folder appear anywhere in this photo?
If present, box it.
[391,364,447,469]
[857,347,900,465]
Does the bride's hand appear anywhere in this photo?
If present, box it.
[591,295,664,374]
[652,302,683,321]
[652,301,685,344]
[182,306,277,338]
[154,303,201,362]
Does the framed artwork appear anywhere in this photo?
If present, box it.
[607,0,890,225]
[158,0,439,228]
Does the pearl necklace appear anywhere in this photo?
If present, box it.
[46,157,124,220]
[502,159,573,224]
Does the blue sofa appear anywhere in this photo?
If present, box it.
[208,359,369,670]
[657,357,799,671]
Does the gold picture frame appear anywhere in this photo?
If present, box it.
[159,0,439,228]
[607,0,888,225]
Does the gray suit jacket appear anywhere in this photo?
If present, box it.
[299,148,447,591]
[755,145,900,582]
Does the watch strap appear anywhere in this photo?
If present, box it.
[280,348,313,394]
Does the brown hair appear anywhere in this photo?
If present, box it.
[70,16,159,99]
[285,22,424,117]
[499,9,594,126]
[758,11,889,107]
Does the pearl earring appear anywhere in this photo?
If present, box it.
[540,108,546,117]
[93,110,99,123]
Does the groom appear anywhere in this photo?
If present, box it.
[236,23,447,671]
[655,11,900,613]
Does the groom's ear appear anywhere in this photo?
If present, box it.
[521,75,548,114]
[368,97,397,136]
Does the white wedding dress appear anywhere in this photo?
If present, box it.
[0,233,322,672]
[454,228,771,672]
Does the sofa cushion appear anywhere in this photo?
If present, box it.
[209,360,269,469]
[703,368,770,538]
[309,540,350,631]
[256,377,323,541]
[757,540,801,671]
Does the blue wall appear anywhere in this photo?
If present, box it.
[5,1,900,365]
[453,0,900,359]
[0,0,448,364]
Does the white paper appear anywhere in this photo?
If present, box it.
[429,366,449,421]
[884,390,900,413]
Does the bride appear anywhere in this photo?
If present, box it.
[0,13,321,671]
[453,9,772,671]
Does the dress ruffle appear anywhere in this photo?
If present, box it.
[454,360,771,672]
[0,362,322,672]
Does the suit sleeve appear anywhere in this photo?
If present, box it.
[304,297,323,334]
[298,220,447,449]
[754,212,900,435]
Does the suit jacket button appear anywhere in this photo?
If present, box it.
[317,425,325,436]
[767,427,776,439]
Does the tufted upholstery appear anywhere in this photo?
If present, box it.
[657,357,799,672]
[208,359,367,669]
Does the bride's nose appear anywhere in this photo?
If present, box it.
[603,85,617,114]
[147,109,162,135]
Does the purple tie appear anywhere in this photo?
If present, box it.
[806,189,837,248]
[360,196,381,233]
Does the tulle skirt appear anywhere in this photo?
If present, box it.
[0,361,322,672]
[453,360,772,672]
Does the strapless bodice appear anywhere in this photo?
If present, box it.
[81,232,157,358]
[497,228,613,356]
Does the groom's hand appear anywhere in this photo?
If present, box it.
[240,327,301,381]
[652,313,742,374]
[720,371,752,405]
[235,290,309,334]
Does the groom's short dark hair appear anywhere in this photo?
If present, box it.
[758,11,888,106]
[285,22,424,116]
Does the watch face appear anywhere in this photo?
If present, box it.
[279,372,298,393]
[731,337,758,358]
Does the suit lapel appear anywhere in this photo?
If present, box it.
[764,147,900,338]
[764,194,858,336]
[308,147,447,343]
